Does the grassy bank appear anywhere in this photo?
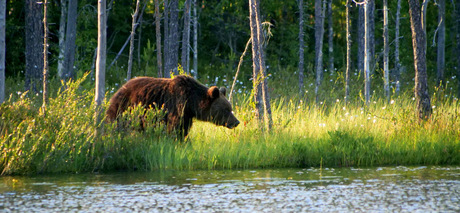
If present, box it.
[1,75,459,175]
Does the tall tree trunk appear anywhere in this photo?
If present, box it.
[314,0,326,103]
[57,0,67,79]
[327,0,333,73]
[368,0,375,74]
[249,0,272,130]
[395,0,401,96]
[383,0,389,103]
[181,0,191,74]
[163,0,170,77]
[249,0,263,123]
[25,0,44,93]
[364,0,370,105]
[421,0,429,55]
[357,4,364,75]
[436,0,445,86]
[95,0,107,129]
[0,0,5,104]
[127,0,141,81]
[42,0,49,115]
[345,0,351,103]
[168,0,179,75]
[408,0,432,120]
[62,0,78,80]
[457,0,460,98]
[298,0,305,95]
[192,0,198,79]
[154,0,162,78]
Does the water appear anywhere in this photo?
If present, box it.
[1,166,459,212]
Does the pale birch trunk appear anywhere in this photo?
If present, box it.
[357,4,364,75]
[163,0,170,77]
[314,0,326,104]
[95,0,107,128]
[193,0,198,79]
[127,0,140,81]
[249,0,263,123]
[364,0,370,105]
[345,0,351,102]
[383,0,389,102]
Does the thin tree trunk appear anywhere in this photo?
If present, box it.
[368,0,375,74]
[436,0,445,86]
[57,0,67,79]
[345,0,351,103]
[327,0,333,73]
[314,0,326,104]
[62,0,78,80]
[193,0,198,78]
[95,0,107,129]
[383,0,389,103]
[0,0,5,104]
[155,0,162,77]
[421,0,429,55]
[127,0,141,81]
[163,0,170,77]
[395,0,401,95]
[169,0,179,75]
[249,0,263,123]
[357,4,364,75]
[42,0,49,115]
[408,0,432,120]
[181,0,191,74]
[25,0,44,93]
[137,3,143,70]
[364,0,370,105]
[298,0,305,95]
[457,0,460,98]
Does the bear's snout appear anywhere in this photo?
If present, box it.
[226,119,240,129]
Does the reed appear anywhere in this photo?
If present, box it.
[1,74,459,175]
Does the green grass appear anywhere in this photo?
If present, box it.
[1,74,459,175]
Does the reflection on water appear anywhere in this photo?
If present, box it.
[1,166,459,212]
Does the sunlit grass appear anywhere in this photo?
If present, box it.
[0,72,459,175]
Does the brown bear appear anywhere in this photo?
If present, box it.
[106,75,240,138]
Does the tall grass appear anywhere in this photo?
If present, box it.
[1,74,459,175]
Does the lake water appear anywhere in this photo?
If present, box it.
[1,166,459,212]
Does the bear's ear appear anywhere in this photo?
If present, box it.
[219,87,226,96]
[208,86,220,99]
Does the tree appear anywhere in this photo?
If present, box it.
[408,0,432,120]
[457,0,460,98]
[364,0,371,105]
[249,0,272,130]
[395,0,401,95]
[345,0,351,102]
[192,0,198,78]
[314,0,326,103]
[95,0,107,128]
[0,0,5,104]
[298,0,305,95]
[166,0,179,76]
[436,0,445,86]
[357,3,364,74]
[127,0,141,81]
[42,0,49,115]
[155,0,162,77]
[25,0,44,92]
[383,0,389,103]
[327,0,333,73]
[62,0,78,80]
[181,0,191,74]
[57,0,67,80]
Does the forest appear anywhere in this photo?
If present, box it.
[0,0,459,175]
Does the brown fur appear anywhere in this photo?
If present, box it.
[106,75,240,137]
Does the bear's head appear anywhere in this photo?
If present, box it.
[200,86,240,129]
